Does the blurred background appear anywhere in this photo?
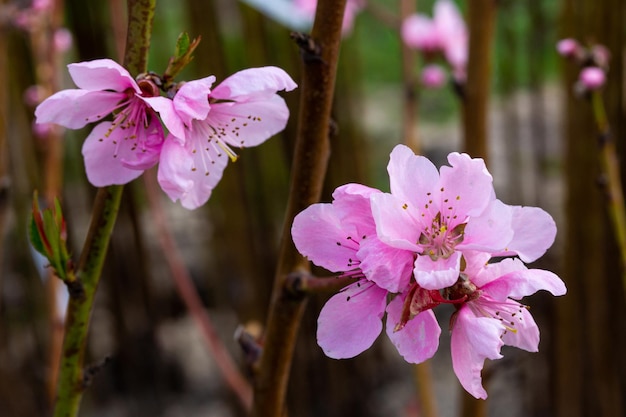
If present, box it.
[0,0,625,416]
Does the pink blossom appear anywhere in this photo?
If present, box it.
[294,0,364,35]
[448,252,566,398]
[420,64,447,88]
[54,28,73,53]
[35,59,171,186]
[370,145,556,290]
[401,0,467,74]
[556,38,580,58]
[579,66,606,90]
[153,67,297,209]
[291,184,429,359]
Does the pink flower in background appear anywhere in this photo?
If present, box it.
[294,0,364,35]
[402,0,467,79]
[153,66,297,209]
[420,64,447,88]
[370,145,557,290]
[291,184,438,360]
[579,66,606,90]
[35,59,171,186]
[556,38,581,59]
[447,252,566,399]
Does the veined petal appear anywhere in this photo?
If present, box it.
[211,66,297,100]
[207,94,290,148]
[495,205,557,263]
[357,237,414,292]
[439,152,494,218]
[68,59,139,93]
[501,305,540,352]
[414,252,461,290]
[292,203,359,273]
[387,144,439,211]
[370,192,422,252]
[451,308,503,399]
[157,134,229,209]
[386,293,441,363]
[460,199,513,252]
[142,96,186,139]
[81,122,146,186]
[332,183,380,237]
[35,89,125,129]
[317,281,387,359]
[490,268,567,300]
[469,257,526,290]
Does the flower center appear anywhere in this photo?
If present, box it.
[418,212,466,261]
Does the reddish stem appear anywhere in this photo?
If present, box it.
[143,172,253,411]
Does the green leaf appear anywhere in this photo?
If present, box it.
[175,32,191,59]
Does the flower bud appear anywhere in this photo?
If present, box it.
[579,67,606,91]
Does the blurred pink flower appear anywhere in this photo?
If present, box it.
[152,66,297,209]
[35,59,171,186]
[402,0,467,76]
[556,38,580,58]
[448,252,566,399]
[579,66,606,90]
[420,64,447,88]
[371,145,557,290]
[294,0,364,35]
[54,28,73,53]
[292,184,436,360]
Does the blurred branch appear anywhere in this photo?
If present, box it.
[143,171,253,411]
[399,0,420,158]
[252,0,346,416]
[591,91,626,296]
[52,1,156,416]
[462,0,497,164]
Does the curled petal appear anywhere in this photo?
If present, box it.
[451,308,503,399]
[414,252,462,290]
[357,237,414,293]
[211,66,297,100]
[495,206,557,263]
[67,59,139,93]
[317,281,387,359]
[385,293,441,364]
[172,76,215,126]
[142,96,186,139]
[35,90,125,129]
[490,268,567,300]
[332,183,381,236]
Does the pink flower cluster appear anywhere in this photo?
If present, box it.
[401,0,467,87]
[557,38,610,92]
[291,144,566,399]
[35,59,297,209]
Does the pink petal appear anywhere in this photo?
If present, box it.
[291,203,359,273]
[317,281,387,359]
[332,183,380,236]
[370,192,422,252]
[401,14,440,51]
[451,308,503,399]
[157,134,229,209]
[501,305,540,352]
[414,252,461,290]
[142,96,186,139]
[172,76,215,126]
[460,199,513,252]
[387,144,439,211]
[490,268,567,300]
[35,89,125,129]
[206,94,290,148]
[81,122,146,186]
[439,152,494,218]
[496,206,557,263]
[357,237,414,292]
[385,293,441,363]
[67,59,139,93]
[434,0,467,68]
[211,66,297,100]
[469,257,526,290]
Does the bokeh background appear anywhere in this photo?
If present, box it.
[1,0,625,416]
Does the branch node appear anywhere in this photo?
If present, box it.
[290,32,324,63]
[82,355,111,388]
[66,279,85,300]
[235,325,263,374]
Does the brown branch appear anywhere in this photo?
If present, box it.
[462,0,497,164]
[252,1,347,416]
[399,0,420,155]
[142,172,253,411]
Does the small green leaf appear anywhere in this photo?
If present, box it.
[175,32,191,58]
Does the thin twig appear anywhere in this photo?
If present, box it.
[252,1,347,416]
[143,172,253,411]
